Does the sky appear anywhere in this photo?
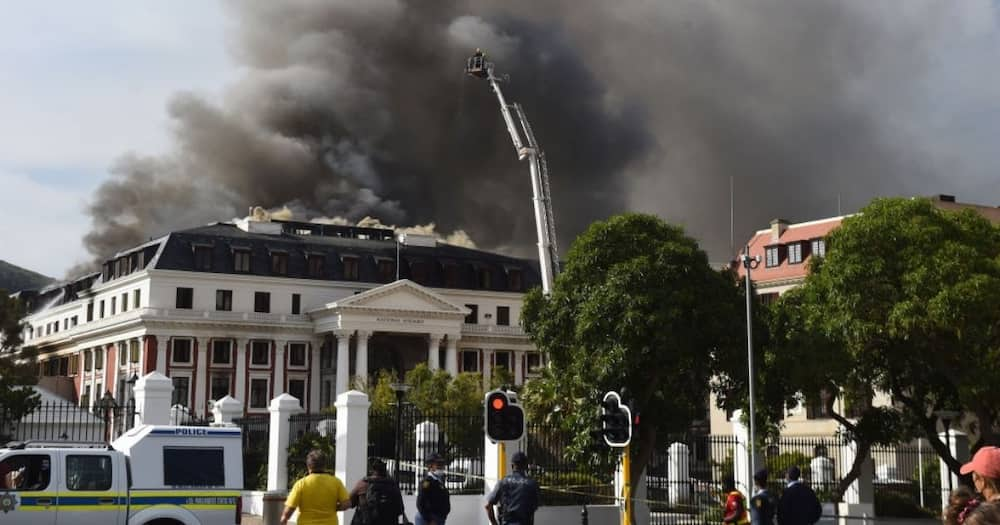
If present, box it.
[0,1,235,277]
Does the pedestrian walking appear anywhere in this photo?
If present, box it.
[415,453,450,525]
[944,486,980,525]
[750,469,776,525]
[722,477,750,524]
[281,449,352,525]
[961,446,1000,504]
[777,466,822,525]
[485,451,540,525]
[349,458,408,525]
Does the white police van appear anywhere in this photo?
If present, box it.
[0,424,242,525]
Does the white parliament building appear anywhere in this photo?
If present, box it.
[16,215,542,417]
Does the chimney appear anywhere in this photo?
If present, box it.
[770,219,789,242]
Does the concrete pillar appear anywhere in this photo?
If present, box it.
[668,442,690,505]
[939,430,970,513]
[310,340,322,410]
[155,336,168,374]
[212,395,243,426]
[445,335,459,376]
[234,338,247,406]
[355,331,370,387]
[838,428,875,525]
[482,349,494,386]
[267,393,304,491]
[335,390,371,525]
[334,331,351,395]
[194,337,209,417]
[416,420,441,481]
[427,334,442,371]
[730,410,759,497]
[513,350,524,386]
[133,372,174,426]
[274,340,287,396]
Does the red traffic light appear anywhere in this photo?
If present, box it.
[491,397,506,411]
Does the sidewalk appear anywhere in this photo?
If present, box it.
[242,514,263,525]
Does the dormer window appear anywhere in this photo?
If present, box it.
[765,246,780,268]
[788,242,803,264]
[478,267,492,289]
[271,251,289,275]
[234,248,251,273]
[377,259,395,283]
[409,260,429,284]
[443,264,459,288]
[307,254,325,278]
[811,238,826,258]
[194,245,213,271]
[342,256,359,280]
[507,268,523,291]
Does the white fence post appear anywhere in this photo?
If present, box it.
[336,390,370,525]
[132,372,173,426]
[837,430,875,525]
[939,430,970,514]
[211,395,243,427]
[730,410,755,497]
[668,442,691,505]
[267,393,303,492]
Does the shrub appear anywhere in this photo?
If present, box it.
[286,431,336,483]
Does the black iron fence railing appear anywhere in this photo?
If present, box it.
[0,400,136,444]
[647,434,740,524]
[235,414,271,490]
[526,422,615,507]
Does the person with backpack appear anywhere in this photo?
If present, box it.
[485,451,540,525]
[349,459,407,525]
[750,469,776,525]
[777,466,822,525]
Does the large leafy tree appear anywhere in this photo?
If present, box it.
[1,292,40,437]
[521,213,744,496]
[793,197,1000,478]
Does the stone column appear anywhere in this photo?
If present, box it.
[355,331,370,387]
[133,372,174,426]
[155,336,168,374]
[104,343,115,397]
[427,334,442,371]
[267,393,304,491]
[334,330,351,396]
[939,430,971,514]
[234,338,247,407]
[274,339,287,395]
[310,340,322,410]
[482,348,494,386]
[445,335,459,376]
[89,350,98,409]
[335,390,371,525]
[513,350,524,386]
[838,425,875,525]
[194,337,209,417]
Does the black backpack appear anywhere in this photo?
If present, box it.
[359,476,401,525]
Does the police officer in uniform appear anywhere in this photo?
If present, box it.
[485,452,540,525]
[415,453,450,525]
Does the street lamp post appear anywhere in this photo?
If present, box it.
[390,382,412,485]
[740,247,762,491]
[935,409,960,494]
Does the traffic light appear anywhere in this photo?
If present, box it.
[485,390,525,442]
[595,391,632,448]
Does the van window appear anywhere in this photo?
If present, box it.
[67,454,113,491]
[163,448,225,487]
[0,454,51,491]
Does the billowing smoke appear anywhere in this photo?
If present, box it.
[78,0,1000,276]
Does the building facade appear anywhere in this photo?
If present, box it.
[17,217,543,418]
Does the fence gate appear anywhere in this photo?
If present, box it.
[235,414,270,490]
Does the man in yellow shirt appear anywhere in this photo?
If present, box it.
[281,449,352,525]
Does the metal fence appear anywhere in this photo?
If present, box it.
[526,422,615,507]
[369,404,484,496]
[647,434,740,524]
[0,400,136,444]
[235,414,271,490]
[871,441,940,518]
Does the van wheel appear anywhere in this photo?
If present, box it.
[145,520,184,525]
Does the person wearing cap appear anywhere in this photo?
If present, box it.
[961,446,1000,503]
[777,465,822,525]
[750,469,776,525]
[415,452,450,525]
[485,451,540,525]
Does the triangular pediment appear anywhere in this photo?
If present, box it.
[332,279,469,315]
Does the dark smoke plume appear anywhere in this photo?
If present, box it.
[78,0,1000,276]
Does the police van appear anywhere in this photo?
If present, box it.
[0,424,243,525]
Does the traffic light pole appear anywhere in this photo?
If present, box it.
[498,441,507,481]
[622,444,632,525]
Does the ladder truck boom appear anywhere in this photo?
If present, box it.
[465,49,560,295]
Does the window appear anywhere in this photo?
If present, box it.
[121,292,129,312]
[0,454,51,491]
[271,252,288,275]
[461,350,479,373]
[84,350,92,372]
[494,351,512,371]
[806,390,834,419]
[210,374,230,401]
[496,306,510,326]
[216,290,233,311]
[478,268,492,289]
[80,385,91,408]
[129,340,140,363]
[765,246,780,268]
[68,355,79,375]
[377,259,395,282]
[163,448,225,487]
[87,303,94,322]
[70,316,78,327]
[171,339,192,365]
[307,255,325,278]
[95,348,104,370]
[251,341,270,366]
[320,345,333,369]
[291,294,301,315]
[99,300,105,319]
[211,340,232,365]
[288,379,306,403]
[111,296,117,315]
[811,238,826,258]
[465,304,478,324]
[66,454,112,491]
[171,377,190,407]
[175,287,194,309]
[507,268,523,291]
[119,343,128,366]
[443,264,459,288]
[194,245,213,271]
[409,261,428,284]
[788,242,803,264]
[250,378,269,409]
[254,292,271,313]
[133,289,141,309]
[234,249,251,273]
[342,256,359,280]
[289,343,307,367]
[527,352,543,374]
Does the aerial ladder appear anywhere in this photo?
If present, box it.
[465,49,560,295]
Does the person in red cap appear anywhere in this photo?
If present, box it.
[961,446,1000,503]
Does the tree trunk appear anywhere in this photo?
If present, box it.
[834,440,871,504]
[628,423,657,525]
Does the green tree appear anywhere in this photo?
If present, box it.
[0,292,40,439]
[522,213,745,500]
[790,197,1000,481]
